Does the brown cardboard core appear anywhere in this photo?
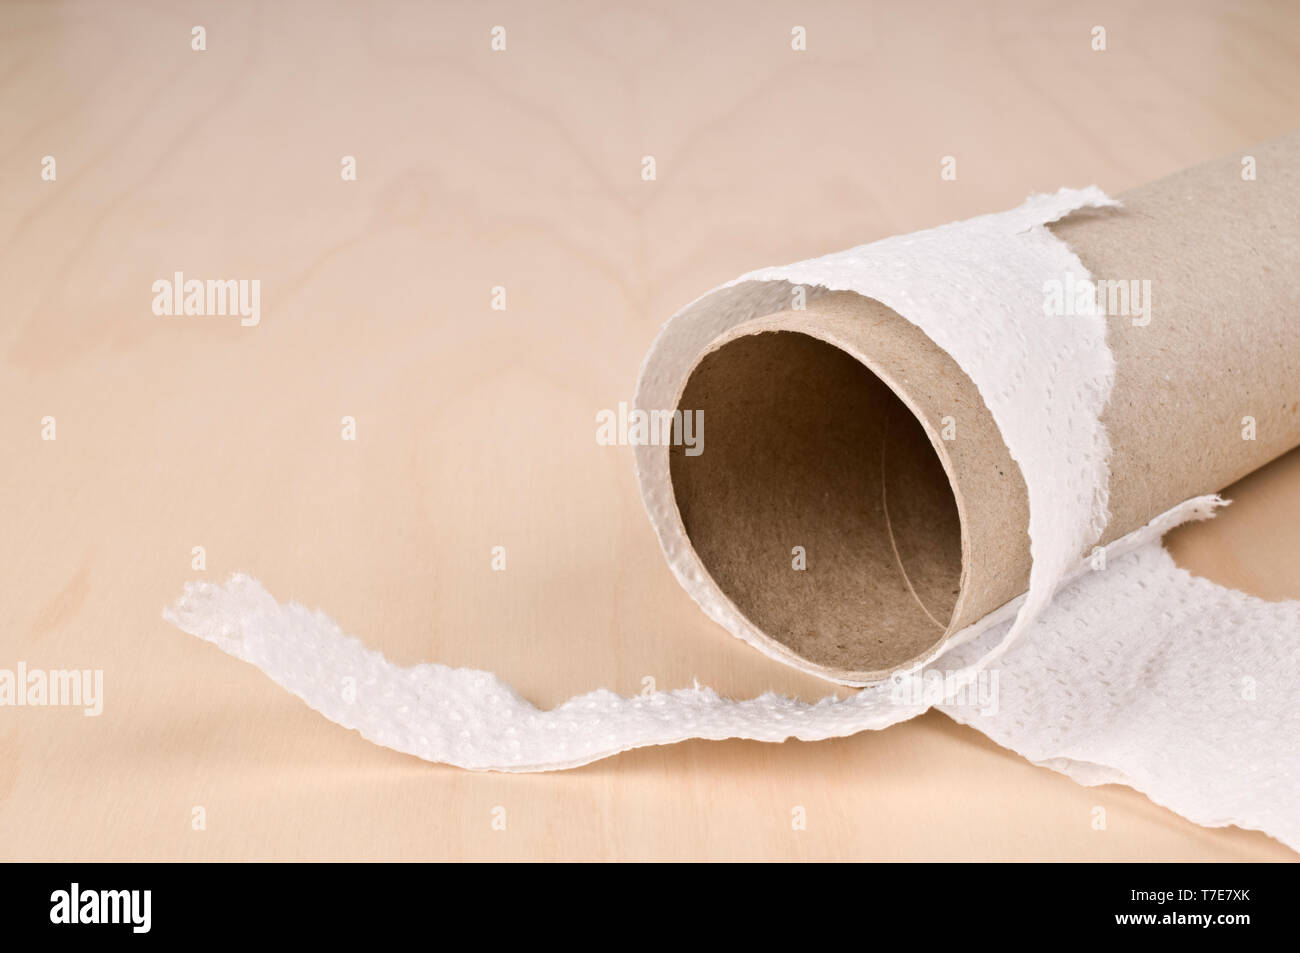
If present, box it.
[669,330,963,674]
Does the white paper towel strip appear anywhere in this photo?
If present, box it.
[163,496,1300,847]
[940,537,1300,849]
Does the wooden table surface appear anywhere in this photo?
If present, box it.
[2,0,1297,861]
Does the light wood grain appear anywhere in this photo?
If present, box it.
[1,0,1297,861]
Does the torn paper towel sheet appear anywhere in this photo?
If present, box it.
[163,496,1300,848]
[941,539,1300,850]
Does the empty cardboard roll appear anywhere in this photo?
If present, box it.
[669,295,1028,681]
[664,130,1300,684]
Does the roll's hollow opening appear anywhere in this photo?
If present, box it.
[669,330,963,675]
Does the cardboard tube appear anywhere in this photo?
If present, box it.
[668,131,1300,682]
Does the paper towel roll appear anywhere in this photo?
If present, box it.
[649,131,1300,683]
[166,133,1300,849]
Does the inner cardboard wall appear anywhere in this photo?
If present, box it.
[669,330,963,672]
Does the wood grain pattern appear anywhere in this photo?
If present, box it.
[1,0,1297,861]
